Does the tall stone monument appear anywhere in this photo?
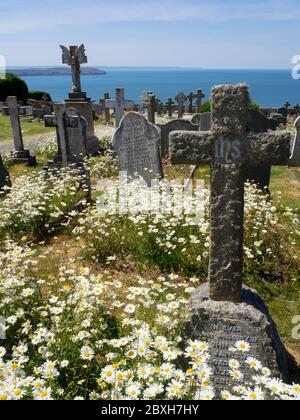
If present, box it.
[60,44,95,137]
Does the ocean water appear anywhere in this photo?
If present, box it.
[21,69,300,108]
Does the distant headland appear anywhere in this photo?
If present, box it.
[9,67,106,76]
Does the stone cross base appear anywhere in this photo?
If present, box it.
[182,283,290,388]
[10,150,37,166]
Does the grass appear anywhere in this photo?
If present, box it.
[0,115,54,143]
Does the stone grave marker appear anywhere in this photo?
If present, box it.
[112,111,163,186]
[187,92,195,114]
[0,154,11,194]
[105,88,134,127]
[195,89,205,113]
[169,84,294,386]
[60,44,95,137]
[6,96,37,165]
[44,105,101,168]
[141,92,157,125]
[160,119,198,159]
[167,97,174,117]
[175,92,187,118]
[2,106,9,116]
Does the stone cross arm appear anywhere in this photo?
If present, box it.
[170,130,291,167]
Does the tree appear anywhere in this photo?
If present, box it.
[0,73,29,103]
[28,90,52,101]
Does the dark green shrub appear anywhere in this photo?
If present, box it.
[201,101,211,113]
[0,73,28,103]
[28,90,52,101]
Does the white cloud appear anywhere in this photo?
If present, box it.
[0,0,300,35]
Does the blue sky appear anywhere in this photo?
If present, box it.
[0,0,299,68]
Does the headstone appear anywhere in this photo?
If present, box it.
[195,89,205,113]
[160,119,198,159]
[0,154,11,194]
[169,83,294,386]
[290,116,300,166]
[60,44,95,137]
[105,88,134,127]
[141,92,156,125]
[112,111,163,186]
[44,105,101,168]
[167,97,174,117]
[175,92,186,118]
[187,92,195,114]
[93,103,102,116]
[6,97,37,165]
[191,112,212,131]
[25,105,33,116]
[184,99,189,114]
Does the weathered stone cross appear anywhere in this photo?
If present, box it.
[195,89,205,113]
[167,97,175,117]
[187,92,195,114]
[175,92,187,118]
[60,44,87,94]
[105,88,135,128]
[170,84,292,303]
[141,91,156,124]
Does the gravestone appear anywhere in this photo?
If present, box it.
[44,105,101,168]
[187,92,195,114]
[175,92,186,118]
[191,112,212,131]
[141,92,157,125]
[60,44,95,137]
[195,89,205,113]
[167,97,174,117]
[290,116,300,166]
[6,97,37,165]
[169,84,294,386]
[160,119,198,159]
[184,99,189,114]
[105,88,134,127]
[247,108,278,132]
[0,154,11,194]
[112,111,163,186]
[101,92,110,123]
[25,105,33,116]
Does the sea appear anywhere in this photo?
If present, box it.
[20,68,300,108]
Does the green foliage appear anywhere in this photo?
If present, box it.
[201,101,211,113]
[28,90,52,102]
[0,73,28,103]
[249,100,260,110]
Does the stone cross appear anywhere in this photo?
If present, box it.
[170,84,292,303]
[60,44,87,94]
[141,92,156,124]
[105,88,134,127]
[284,101,291,109]
[175,92,186,118]
[167,97,174,117]
[195,89,205,113]
[6,96,36,165]
[187,92,195,114]
[44,105,90,166]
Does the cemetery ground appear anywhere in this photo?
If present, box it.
[0,120,300,400]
